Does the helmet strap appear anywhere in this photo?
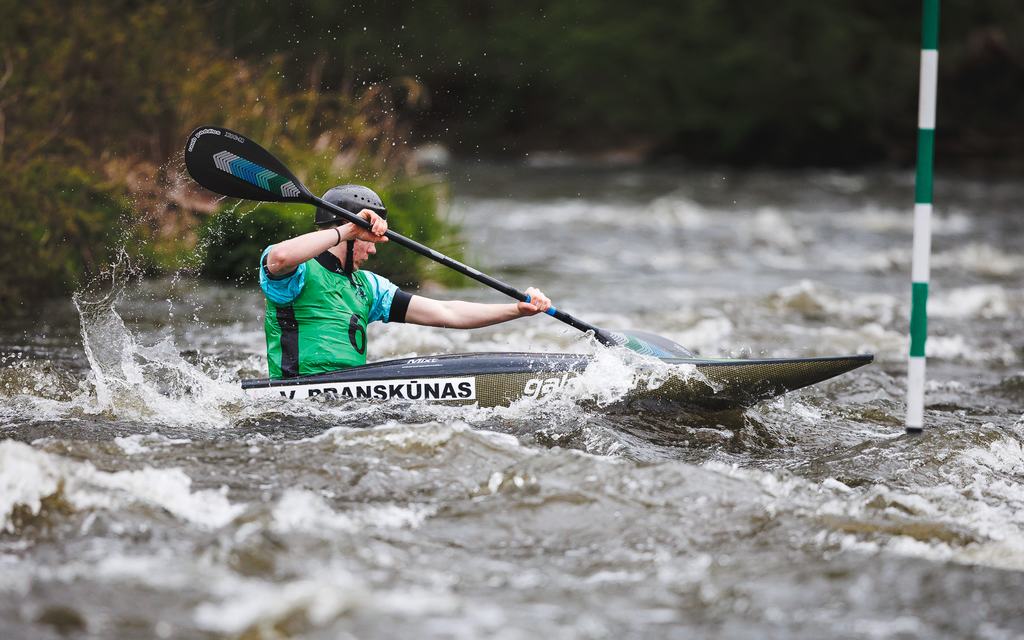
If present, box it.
[344,240,355,276]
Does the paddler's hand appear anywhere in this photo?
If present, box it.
[517,287,552,316]
[343,209,389,243]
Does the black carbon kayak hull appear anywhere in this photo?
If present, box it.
[241,352,873,410]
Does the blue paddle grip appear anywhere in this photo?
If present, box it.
[524,294,558,316]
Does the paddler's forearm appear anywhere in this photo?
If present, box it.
[265,227,346,275]
[406,297,525,329]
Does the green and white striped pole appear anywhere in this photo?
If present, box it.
[907,0,940,435]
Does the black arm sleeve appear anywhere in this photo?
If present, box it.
[388,290,413,323]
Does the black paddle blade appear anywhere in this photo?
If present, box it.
[184,126,313,203]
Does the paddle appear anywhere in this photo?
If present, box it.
[183,125,690,358]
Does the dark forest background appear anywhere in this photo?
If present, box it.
[1,0,1021,304]
[217,1,1023,166]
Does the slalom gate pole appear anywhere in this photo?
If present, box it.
[907,0,940,435]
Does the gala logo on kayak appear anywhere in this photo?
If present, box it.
[522,374,571,399]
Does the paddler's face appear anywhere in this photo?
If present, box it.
[352,239,377,269]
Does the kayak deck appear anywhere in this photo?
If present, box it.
[241,351,873,410]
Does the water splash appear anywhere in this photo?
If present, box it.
[71,254,243,426]
[0,440,243,533]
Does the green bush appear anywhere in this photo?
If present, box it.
[199,203,308,284]
[199,178,465,288]
[2,0,453,304]
[0,159,131,307]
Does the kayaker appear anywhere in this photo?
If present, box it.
[259,184,552,378]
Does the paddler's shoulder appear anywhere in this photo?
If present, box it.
[353,269,380,292]
[355,271,401,306]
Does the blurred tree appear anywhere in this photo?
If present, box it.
[210,0,1024,165]
[0,0,455,305]
[1,0,1021,304]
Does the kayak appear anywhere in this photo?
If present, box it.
[241,351,873,410]
[186,128,874,412]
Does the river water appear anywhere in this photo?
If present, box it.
[2,165,1022,639]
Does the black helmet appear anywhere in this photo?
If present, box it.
[315,184,387,226]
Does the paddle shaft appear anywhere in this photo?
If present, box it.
[318,197,614,344]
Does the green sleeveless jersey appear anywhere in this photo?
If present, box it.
[261,250,409,379]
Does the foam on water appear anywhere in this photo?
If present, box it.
[0,547,460,637]
[271,488,436,534]
[927,334,1018,365]
[309,420,524,456]
[0,440,243,531]
[826,246,911,274]
[767,322,1014,367]
[768,280,898,325]
[0,353,82,400]
[555,346,704,405]
[1,553,193,596]
[929,285,1016,319]
[37,274,330,432]
[751,279,1020,366]
[820,241,1023,279]
[745,207,814,250]
[193,563,460,635]
[463,194,714,232]
[707,448,1024,573]
[831,205,973,235]
[934,243,1024,278]
[72,286,244,425]
[193,566,370,634]
[664,317,734,355]
[0,441,62,533]
[85,327,244,426]
[114,432,192,455]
